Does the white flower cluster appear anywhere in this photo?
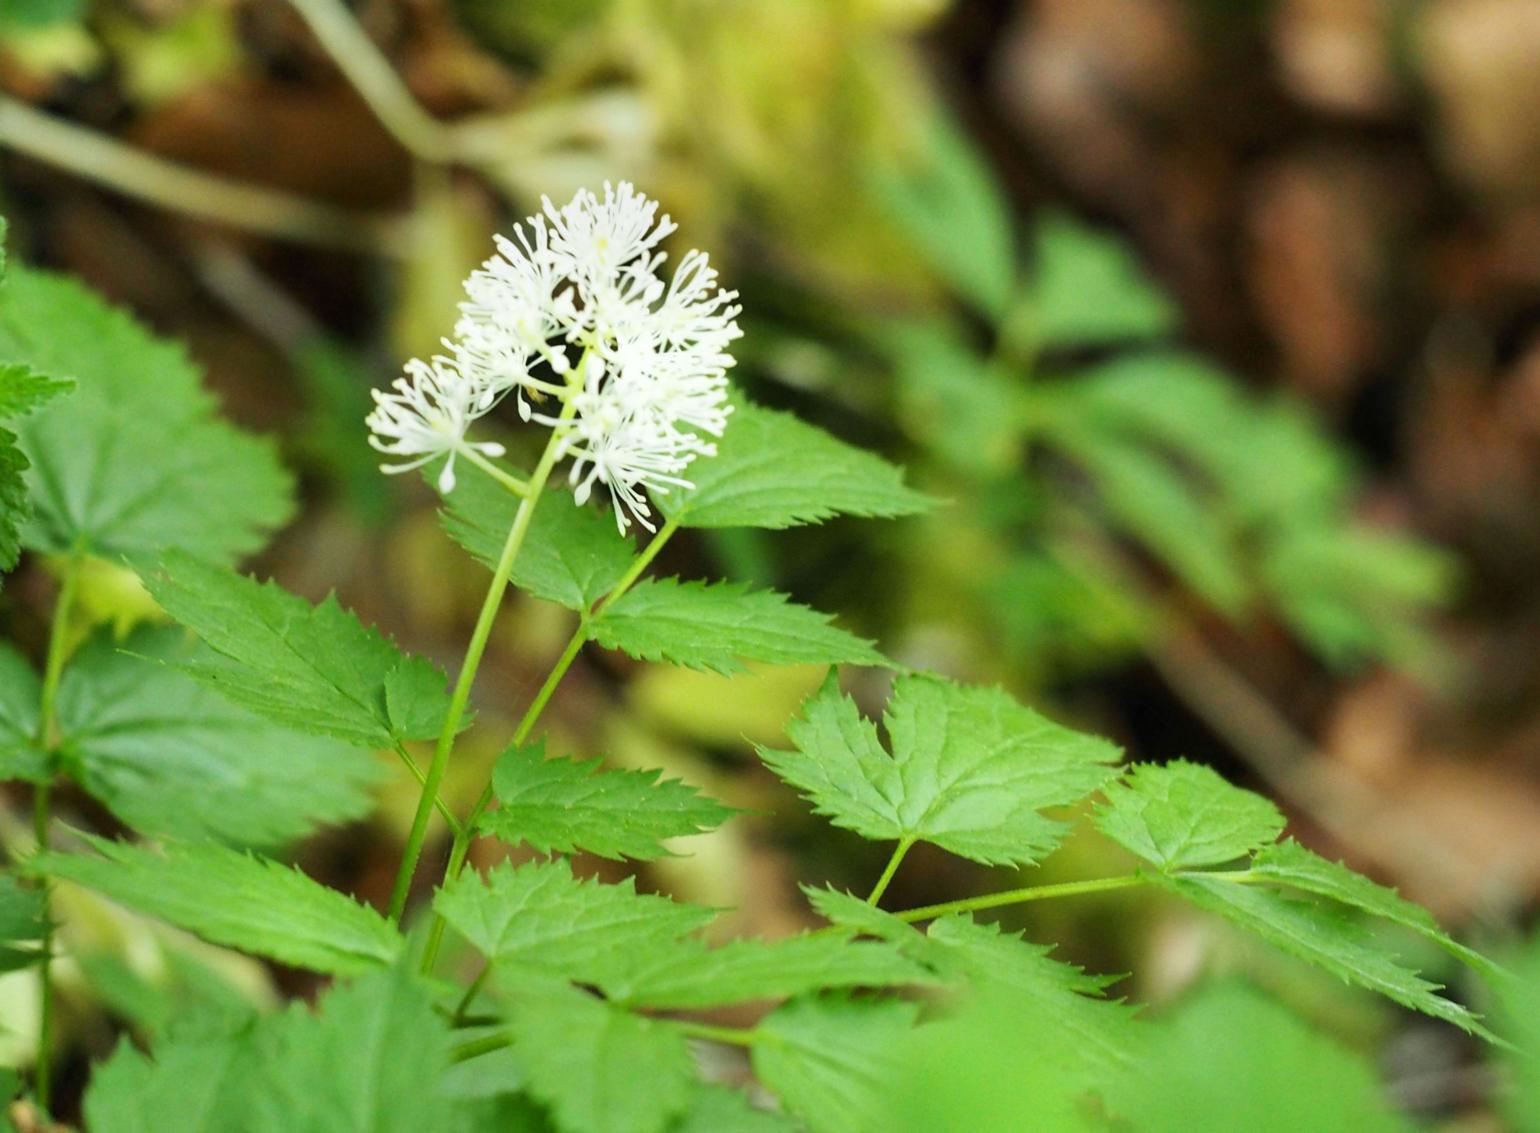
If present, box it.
[366,182,740,531]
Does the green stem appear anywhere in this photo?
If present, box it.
[866,836,915,906]
[31,552,84,1114]
[0,97,402,255]
[417,516,682,973]
[391,743,461,837]
[452,965,492,1025]
[892,874,1147,924]
[673,1019,761,1048]
[449,1029,512,1064]
[387,406,576,925]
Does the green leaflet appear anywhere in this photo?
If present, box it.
[654,401,932,530]
[144,550,453,748]
[808,888,1135,1080]
[0,873,46,973]
[1109,982,1416,1133]
[505,979,695,1133]
[32,838,402,976]
[752,994,921,1133]
[597,931,933,1011]
[84,968,455,1133]
[56,628,383,847]
[1025,212,1176,349]
[1155,873,1490,1038]
[589,578,888,675]
[1093,760,1286,870]
[434,857,716,979]
[1250,840,1502,981]
[0,641,45,782]
[0,361,72,579]
[480,740,736,861]
[0,266,292,565]
[442,467,636,611]
[760,674,1121,867]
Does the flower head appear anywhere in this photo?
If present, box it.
[366,182,740,531]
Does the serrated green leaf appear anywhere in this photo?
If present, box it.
[0,266,292,564]
[752,994,920,1133]
[435,857,714,979]
[84,968,454,1133]
[1250,839,1500,981]
[144,549,453,748]
[760,674,1121,867]
[590,578,888,675]
[32,838,401,976]
[56,627,382,846]
[1026,212,1176,348]
[0,363,69,581]
[0,874,46,973]
[0,641,45,782]
[599,931,932,1010]
[1110,982,1416,1133]
[926,915,1138,1077]
[240,967,449,1133]
[83,1031,249,1133]
[442,466,636,610]
[506,980,695,1133]
[1155,872,1490,1037]
[480,739,736,861]
[1094,761,1285,870]
[0,362,72,419]
[655,401,932,530]
[807,888,1135,1080]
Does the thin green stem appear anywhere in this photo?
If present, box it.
[283,0,456,163]
[892,874,1147,924]
[452,965,492,1026]
[0,97,403,255]
[417,516,683,973]
[866,836,915,906]
[449,1029,512,1064]
[31,552,84,1114]
[391,743,461,837]
[387,404,577,925]
[673,1019,761,1048]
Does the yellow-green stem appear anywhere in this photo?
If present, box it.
[31,552,84,1113]
[386,406,576,924]
[892,873,1147,924]
[417,516,682,973]
[866,836,915,906]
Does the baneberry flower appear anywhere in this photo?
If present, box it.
[366,182,740,532]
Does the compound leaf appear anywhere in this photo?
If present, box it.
[443,468,635,611]
[144,550,452,748]
[1155,872,1489,1038]
[0,266,292,565]
[655,402,932,530]
[56,627,382,846]
[506,979,694,1133]
[0,641,45,782]
[480,740,735,861]
[760,674,1120,867]
[1094,761,1285,871]
[590,578,888,675]
[32,837,401,976]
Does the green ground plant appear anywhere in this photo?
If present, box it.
[0,183,1515,1132]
